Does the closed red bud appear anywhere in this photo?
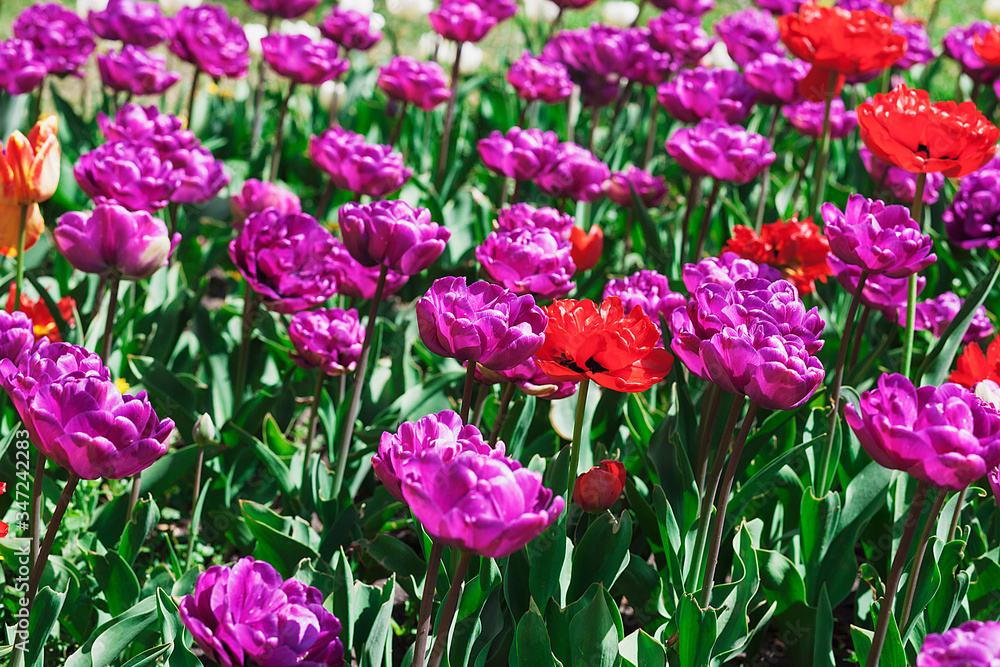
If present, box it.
[570,224,603,272]
[573,459,626,513]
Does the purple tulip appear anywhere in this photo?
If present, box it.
[74,142,181,212]
[261,33,349,87]
[900,292,995,345]
[755,0,802,12]
[666,119,776,184]
[54,204,180,281]
[648,0,714,16]
[13,3,95,77]
[338,200,449,276]
[507,52,573,105]
[179,557,345,667]
[97,104,199,154]
[476,227,576,299]
[859,144,944,207]
[428,0,498,43]
[416,276,548,371]
[657,67,757,125]
[495,203,575,241]
[89,0,170,48]
[893,20,934,71]
[168,146,231,204]
[230,179,302,229]
[944,159,1000,250]
[169,5,251,79]
[477,127,561,181]
[782,98,857,139]
[826,255,923,316]
[915,620,1000,667]
[744,54,808,105]
[542,26,629,79]
[943,22,998,85]
[822,194,935,278]
[682,252,783,293]
[328,238,409,300]
[98,46,182,96]
[714,8,782,67]
[647,11,716,68]
[535,143,610,202]
[846,374,1000,490]
[229,210,339,314]
[309,127,412,197]
[0,39,47,96]
[0,312,35,369]
[836,0,891,12]
[373,410,505,503]
[603,270,686,327]
[245,0,322,19]
[320,8,382,51]
[476,357,578,399]
[378,56,451,111]
[621,28,673,86]
[604,166,668,207]
[288,308,364,376]
[669,277,825,392]
[398,448,564,557]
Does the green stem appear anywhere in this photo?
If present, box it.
[754,109,780,231]
[389,102,408,147]
[695,385,723,494]
[459,362,477,424]
[641,98,658,168]
[30,453,45,569]
[192,445,205,521]
[678,175,703,254]
[700,402,759,607]
[692,179,722,262]
[436,42,464,191]
[866,481,929,667]
[100,275,120,364]
[234,285,258,412]
[127,474,141,522]
[488,382,517,446]
[818,270,869,494]
[566,379,591,499]
[849,306,871,370]
[946,487,967,542]
[332,265,388,499]
[268,82,295,182]
[412,541,445,667]
[427,551,474,667]
[26,475,79,609]
[902,173,927,379]
[14,204,28,305]
[301,372,326,495]
[900,488,948,629]
[249,16,275,157]
[808,70,839,218]
[186,69,200,130]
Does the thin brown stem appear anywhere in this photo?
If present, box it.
[695,385,723,494]
[900,488,948,629]
[459,363,477,424]
[27,475,79,607]
[692,180,722,262]
[436,42,464,190]
[412,541,445,667]
[946,488,967,543]
[488,383,517,446]
[301,372,326,493]
[100,275,120,364]
[754,109,780,231]
[641,103,658,169]
[30,453,45,568]
[427,551,474,667]
[186,69,200,130]
[268,83,296,182]
[849,306,871,369]
[127,474,141,522]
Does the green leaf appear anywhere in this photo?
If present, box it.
[86,551,141,617]
[926,539,969,634]
[812,586,835,667]
[26,585,67,667]
[357,576,395,667]
[155,588,201,667]
[120,646,171,667]
[514,599,558,667]
[801,490,842,572]
[757,549,806,616]
[569,584,621,667]
[527,512,570,606]
[712,522,763,663]
[118,497,160,568]
[65,596,159,667]
[568,511,633,602]
[677,594,717,667]
[240,500,320,578]
[360,534,425,590]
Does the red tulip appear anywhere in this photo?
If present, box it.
[573,460,626,513]
[6,284,75,342]
[950,336,1000,389]
[570,224,603,273]
[723,216,831,294]
[974,25,1000,66]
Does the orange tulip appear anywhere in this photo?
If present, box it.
[0,115,60,206]
[0,203,43,256]
[570,224,603,272]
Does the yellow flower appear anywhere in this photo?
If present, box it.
[115,378,130,394]
[0,203,43,257]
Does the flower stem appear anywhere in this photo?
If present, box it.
[459,363,477,424]
[754,109,780,231]
[808,70,839,218]
[700,401,758,607]
[14,204,28,305]
[30,453,45,568]
[695,384,723,494]
[186,69,200,131]
[688,395,744,588]
[250,16,275,157]
[412,541,444,667]
[436,42,464,191]
[27,475,79,609]
[866,481,929,667]
[488,382,517,446]
[234,285,258,413]
[268,82,296,182]
[100,275,120,364]
[900,488,948,629]
[127,474,141,522]
[692,179,722,262]
[818,270,869,494]
[389,102,408,147]
[946,487,967,542]
[849,306,871,369]
[641,103,658,169]
[678,175,703,254]
[427,551,474,667]
[192,445,205,518]
[902,173,927,380]
[301,371,326,495]
[332,265,388,499]
[566,379,591,499]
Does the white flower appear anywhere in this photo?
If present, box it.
[369,12,387,32]
[318,80,347,111]
[159,0,202,15]
[702,40,734,69]
[244,23,269,57]
[986,0,1000,21]
[340,0,375,14]
[77,0,109,15]
[279,19,322,41]
[602,1,639,28]
[977,380,1000,411]
[387,0,433,19]
[523,0,560,22]
[418,34,484,74]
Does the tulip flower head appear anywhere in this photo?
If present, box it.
[603,270,686,329]
[0,115,59,207]
[534,296,675,393]
[6,284,75,342]
[288,308,365,377]
[915,620,1000,667]
[723,217,831,294]
[570,224,604,273]
[950,336,1000,389]
[338,200,449,276]
[574,460,626,513]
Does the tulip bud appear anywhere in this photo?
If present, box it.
[193,413,216,448]
[602,1,639,28]
[986,0,1000,21]
[570,224,603,272]
[573,460,625,513]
